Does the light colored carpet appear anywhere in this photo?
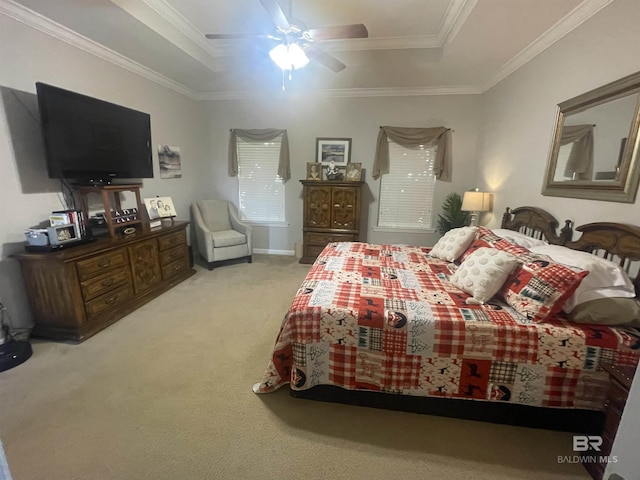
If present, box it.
[0,255,589,480]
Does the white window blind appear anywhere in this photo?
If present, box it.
[377,141,436,229]
[237,136,285,223]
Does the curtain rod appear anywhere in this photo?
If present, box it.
[379,127,455,132]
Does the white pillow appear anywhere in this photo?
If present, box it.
[491,228,549,249]
[430,227,478,262]
[450,247,518,303]
[529,245,636,312]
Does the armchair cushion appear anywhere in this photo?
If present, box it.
[212,230,247,248]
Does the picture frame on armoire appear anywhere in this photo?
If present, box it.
[307,162,322,180]
[316,138,351,165]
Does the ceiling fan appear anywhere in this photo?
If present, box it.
[205,0,368,73]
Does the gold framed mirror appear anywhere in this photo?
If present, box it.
[542,71,640,203]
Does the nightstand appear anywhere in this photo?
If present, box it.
[583,363,636,480]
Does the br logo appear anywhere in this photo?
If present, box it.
[573,435,603,452]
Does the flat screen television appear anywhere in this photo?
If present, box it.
[35,82,153,184]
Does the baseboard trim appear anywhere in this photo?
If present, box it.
[253,249,295,256]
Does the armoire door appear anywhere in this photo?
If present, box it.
[331,187,359,229]
[305,185,332,228]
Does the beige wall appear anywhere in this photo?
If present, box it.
[476,0,640,228]
[474,1,640,477]
[0,15,210,331]
[205,93,480,252]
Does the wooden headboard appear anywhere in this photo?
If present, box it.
[567,222,640,296]
[501,206,572,245]
[501,207,640,296]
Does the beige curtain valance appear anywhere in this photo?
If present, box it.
[560,124,594,180]
[228,129,290,182]
[372,126,452,181]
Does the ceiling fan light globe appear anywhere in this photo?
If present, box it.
[269,43,309,71]
[288,43,309,69]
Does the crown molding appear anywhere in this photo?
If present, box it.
[443,0,477,47]
[2,0,615,102]
[142,0,474,53]
[140,0,224,57]
[482,0,614,92]
[1,0,200,99]
[199,85,482,101]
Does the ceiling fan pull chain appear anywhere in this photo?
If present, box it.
[281,70,286,92]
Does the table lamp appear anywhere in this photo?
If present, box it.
[461,189,492,226]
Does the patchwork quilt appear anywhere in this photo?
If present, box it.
[255,242,640,410]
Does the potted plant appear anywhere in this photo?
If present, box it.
[437,192,470,235]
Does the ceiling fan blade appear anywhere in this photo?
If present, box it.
[305,44,346,73]
[308,24,368,41]
[259,0,290,30]
[205,33,274,40]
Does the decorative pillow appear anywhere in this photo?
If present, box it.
[499,251,589,323]
[460,227,530,262]
[530,245,636,312]
[430,226,478,262]
[568,297,640,327]
[450,247,518,303]
[491,228,549,249]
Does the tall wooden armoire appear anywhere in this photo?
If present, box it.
[299,180,364,264]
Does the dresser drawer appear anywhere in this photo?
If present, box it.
[162,257,189,280]
[305,232,356,245]
[76,249,128,281]
[160,244,186,266]
[85,284,134,320]
[158,230,186,251]
[80,267,131,301]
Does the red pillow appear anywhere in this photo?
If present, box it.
[499,251,589,323]
[460,227,530,262]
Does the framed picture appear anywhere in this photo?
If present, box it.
[345,162,362,181]
[47,223,80,245]
[144,196,177,219]
[158,144,182,179]
[307,162,322,180]
[316,138,351,165]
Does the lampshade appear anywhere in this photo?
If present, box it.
[269,43,309,71]
[461,191,492,212]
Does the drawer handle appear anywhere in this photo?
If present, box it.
[174,263,182,270]
[97,260,111,268]
[105,294,119,305]
[102,279,115,287]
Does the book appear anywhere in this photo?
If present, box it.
[149,220,162,228]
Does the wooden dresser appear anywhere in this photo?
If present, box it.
[300,180,364,264]
[583,363,636,480]
[14,221,195,342]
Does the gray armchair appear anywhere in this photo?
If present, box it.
[190,200,252,270]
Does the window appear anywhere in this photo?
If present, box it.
[377,141,436,229]
[236,135,285,223]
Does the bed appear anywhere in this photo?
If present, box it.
[254,207,640,432]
